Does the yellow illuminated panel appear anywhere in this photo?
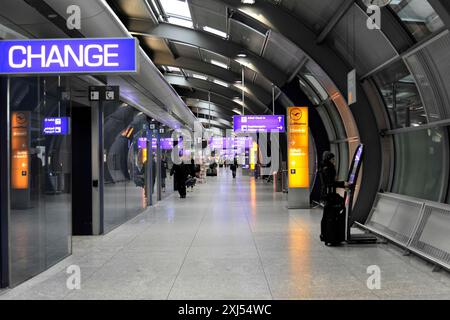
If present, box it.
[11,112,30,190]
[250,142,257,170]
[288,107,309,188]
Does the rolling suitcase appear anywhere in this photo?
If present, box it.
[320,193,346,246]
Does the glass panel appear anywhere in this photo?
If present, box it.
[103,104,147,233]
[390,0,444,41]
[373,59,426,129]
[392,128,444,201]
[160,130,175,200]
[9,76,72,286]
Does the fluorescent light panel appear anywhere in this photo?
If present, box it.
[211,59,228,69]
[167,66,181,72]
[203,26,228,38]
[193,74,208,80]
[167,16,193,28]
[213,79,229,87]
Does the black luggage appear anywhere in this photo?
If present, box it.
[320,193,346,246]
[186,176,196,188]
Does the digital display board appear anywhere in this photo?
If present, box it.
[0,38,137,75]
[233,115,285,133]
[43,117,70,135]
[287,107,309,189]
[138,138,174,150]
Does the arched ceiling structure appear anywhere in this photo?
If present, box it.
[106,0,450,222]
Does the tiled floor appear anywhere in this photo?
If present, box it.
[1,168,450,300]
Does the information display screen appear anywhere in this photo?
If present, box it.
[43,117,70,135]
[233,115,285,133]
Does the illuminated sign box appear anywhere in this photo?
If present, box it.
[43,117,70,135]
[233,115,285,133]
[138,138,174,150]
[0,38,138,75]
[288,107,309,189]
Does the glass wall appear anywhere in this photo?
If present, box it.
[392,128,445,201]
[160,130,175,200]
[9,76,72,286]
[373,52,449,202]
[103,104,148,233]
[389,0,445,41]
[373,59,426,129]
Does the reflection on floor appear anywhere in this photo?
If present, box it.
[1,168,450,300]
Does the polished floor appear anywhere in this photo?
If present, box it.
[1,168,450,300]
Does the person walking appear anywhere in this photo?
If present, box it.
[170,161,188,198]
[230,157,238,179]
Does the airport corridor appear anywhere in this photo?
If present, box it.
[1,168,450,300]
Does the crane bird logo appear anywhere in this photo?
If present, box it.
[290,108,303,121]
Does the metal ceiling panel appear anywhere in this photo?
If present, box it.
[142,37,172,56]
[112,0,153,19]
[263,31,305,76]
[171,41,202,60]
[329,5,398,75]
[0,0,69,38]
[229,19,266,55]
[280,0,346,33]
[190,0,227,33]
[200,48,230,67]
[253,74,274,94]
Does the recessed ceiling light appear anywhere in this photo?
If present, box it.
[241,0,256,4]
[237,53,247,58]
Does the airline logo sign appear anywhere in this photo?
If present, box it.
[0,38,138,75]
[288,107,309,189]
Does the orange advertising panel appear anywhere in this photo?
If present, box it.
[11,112,30,189]
[288,107,309,188]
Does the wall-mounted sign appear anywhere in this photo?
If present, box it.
[287,107,309,189]
[43,117,70,135]
[138,138,174,150]
[0,38,138,75]
[89,86,120,102]
[209,137,253,149]
[233,115,285,133]
[11,112,30,190]
[348,69,357,105]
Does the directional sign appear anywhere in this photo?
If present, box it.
[43,117,70,135]
[0,38,137,75]
[138,137,174,150]
[287,107,309,188]
[233,115,285,133]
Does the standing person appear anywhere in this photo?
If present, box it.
[170,161,188,198]
[189,159,196,177]
[161,155,168,192]
[319,151,348,201]
[230,157,238,179]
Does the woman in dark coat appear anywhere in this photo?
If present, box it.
[170,161,188,198]
[319,151,347,201]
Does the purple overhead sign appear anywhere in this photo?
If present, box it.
[233,115,285,133]
[0,38,138,75]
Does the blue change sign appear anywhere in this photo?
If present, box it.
[43,117,70,135]
[0,38,138,75]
